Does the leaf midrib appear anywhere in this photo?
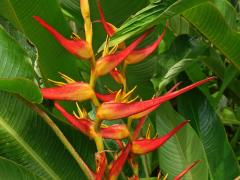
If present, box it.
[0,116,60,179]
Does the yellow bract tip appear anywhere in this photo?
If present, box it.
[73,102,88,119]
[145,123,151,139]
[48,79,66,86]
[163,173,168,180]
[58,72,76,84]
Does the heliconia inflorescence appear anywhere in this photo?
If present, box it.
[35,0,215,179]
[34,16,93,60]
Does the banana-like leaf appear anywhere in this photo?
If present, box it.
[0,156,40,179]
[0,16,38,65]
[177,90,240,179]
[0,78,41,103]
[59,0,148,27]
[0,26,42,103]
[111,0,210,45]
[0,10,96,178]
[0,91,95,179]
[156,103,208,179]
[183,2,240,70]
[0,0,80,84]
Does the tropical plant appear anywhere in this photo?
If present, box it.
[0,0,239,179]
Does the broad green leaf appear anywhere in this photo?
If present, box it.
[220,64,239,95]
[169,15,190,36]
[213,0,238,29]
[194,47,240,99]
[178,90,240,179]
[185,63,215,106]
[0,0,80,84]
[0,6,96,178]
[126,56,158,99]
[60,0,148,52]
[213,64,240,106]
[0,156,40,179]
[0,78,41,103]
[151,35,213,100]
[183,2,240,70]
[60,0,148,26]
[155,58,194,93]
[156,103,208,179]
[0,26,42,103]
[0,91,96,178]
[111,0,209,45]
[0,16,38,65]
[0,26,33,79]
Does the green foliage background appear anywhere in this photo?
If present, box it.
[0,0,239,179]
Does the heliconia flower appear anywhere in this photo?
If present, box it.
[97,0,115,37]
[131,120,189,154]
[54,102,92,136]
[97,86,138,104]
[110,68,126,85]
[95,29,152,77]
[109,144,132,180]
[41,82,95,102]
[95,152,107,180]
[174,160,200,180]
[100,124,129,140]
[96,77,215,120]
[132,116,147,140]
[54,102,129,139]
[33,16,92,60]
[97,1,166,65]
[129,82,182,119]
[96,91,117,102]
[125,28,166,65]
[129,106,158,120]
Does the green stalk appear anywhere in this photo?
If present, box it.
[30,104,95,180]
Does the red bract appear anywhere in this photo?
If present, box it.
[132,116,147,140]
[95,29,151,76]
[54,102,92,137]
[96,91,117,102]
[54,102,129,140]
[174,160,200,180]
[41,82,95,102]
[97,0,115,36]
[125,27,166,64]
[130,82,182,119]
[131,120,189,154]
[95,152,107,180]
[109,143,132,180]
[33,16,92,60]
[96,77,215,120]
[110,68,126,85]
[97,1,167,65]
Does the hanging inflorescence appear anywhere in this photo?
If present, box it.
[34,0,214,179]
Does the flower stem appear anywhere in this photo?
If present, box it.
[94,117,103,134]
[91,94,100,107]
[94,134,104,152]
[93,119,105,158]
[30,104,95,180]
[89,64,97,88]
